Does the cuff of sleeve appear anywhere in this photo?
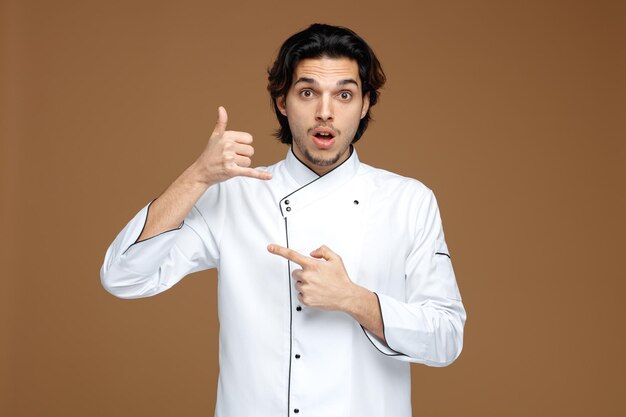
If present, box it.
[122,199,184,255]
[107,199,184,275]
[375,292,431,361]
[360,292,405,357]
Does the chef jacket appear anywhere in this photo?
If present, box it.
[101,147,466,417]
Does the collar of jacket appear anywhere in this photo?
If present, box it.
[279,146,361,218]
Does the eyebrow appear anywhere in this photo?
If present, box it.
[294,77,359,88]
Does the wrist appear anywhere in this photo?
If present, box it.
[186,160,217,188]
[341,283,369,317]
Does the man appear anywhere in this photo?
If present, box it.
[101,23,466,417]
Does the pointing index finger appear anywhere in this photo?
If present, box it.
[267,244,312,267]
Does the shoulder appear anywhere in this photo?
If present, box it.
[357,163,446,243]
[357,162,434,203]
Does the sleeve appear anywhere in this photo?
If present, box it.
[100,183,226,299]
[363,189,466,367]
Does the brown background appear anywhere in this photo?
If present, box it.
[1,0,625,416]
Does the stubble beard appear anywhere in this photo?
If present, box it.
[293,127,354,168]
[301,146,346,167]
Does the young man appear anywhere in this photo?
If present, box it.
[101,23,466,417]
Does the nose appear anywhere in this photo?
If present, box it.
[315,94,334,122]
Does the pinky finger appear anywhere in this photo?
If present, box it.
[237,167,273,180]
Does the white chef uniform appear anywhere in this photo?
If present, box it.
[101,147,466,417]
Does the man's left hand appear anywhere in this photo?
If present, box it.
[267,244,356,312]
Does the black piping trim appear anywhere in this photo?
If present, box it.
[360,292,405,357]
[290,145,355,177]
[290,147,320,176]
[122,198,184,255]
[280,146,356,413]
[285,217,293,417]
[435,252,451,259]
[279,146,355,217]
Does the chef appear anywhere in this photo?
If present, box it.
[101,23,466,417]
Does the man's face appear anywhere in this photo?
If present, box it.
[277,56,370,175]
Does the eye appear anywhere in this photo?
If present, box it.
[339,91,352,100]
[299,89,314,98]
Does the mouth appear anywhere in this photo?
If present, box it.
[311,127,336,150]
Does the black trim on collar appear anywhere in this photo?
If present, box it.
[289,147,320,177]
[289,145,354,178]
[435,252,451,259]
[279,146,355,218]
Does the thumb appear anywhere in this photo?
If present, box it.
[310,245,337,261]
[213,106,228,136]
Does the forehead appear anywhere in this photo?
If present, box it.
[293,57,360,85]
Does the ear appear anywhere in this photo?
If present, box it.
[360,92,370,119]
[276,96,287,116]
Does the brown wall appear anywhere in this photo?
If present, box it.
[2,0,625,416]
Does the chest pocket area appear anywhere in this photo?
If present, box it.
[285,195,366,281]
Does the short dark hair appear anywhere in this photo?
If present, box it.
[267,23,386,144]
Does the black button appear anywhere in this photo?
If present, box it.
[353,200,359,205]
[295,354,301,359]
[286,207,291,212]
[294,409,299,414]
[285,200,290,205]
[296,306,302,311]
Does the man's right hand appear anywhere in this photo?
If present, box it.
[135,106,270,242]
[192,106,272,185]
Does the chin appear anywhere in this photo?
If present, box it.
[303,149,344,167]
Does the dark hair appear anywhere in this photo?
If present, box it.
[267,23,386,144]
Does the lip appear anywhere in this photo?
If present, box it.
[312,135,335,150]
[310,126,337,150]
[311,127,337,138]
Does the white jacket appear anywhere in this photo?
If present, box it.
[101,148,466,417]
